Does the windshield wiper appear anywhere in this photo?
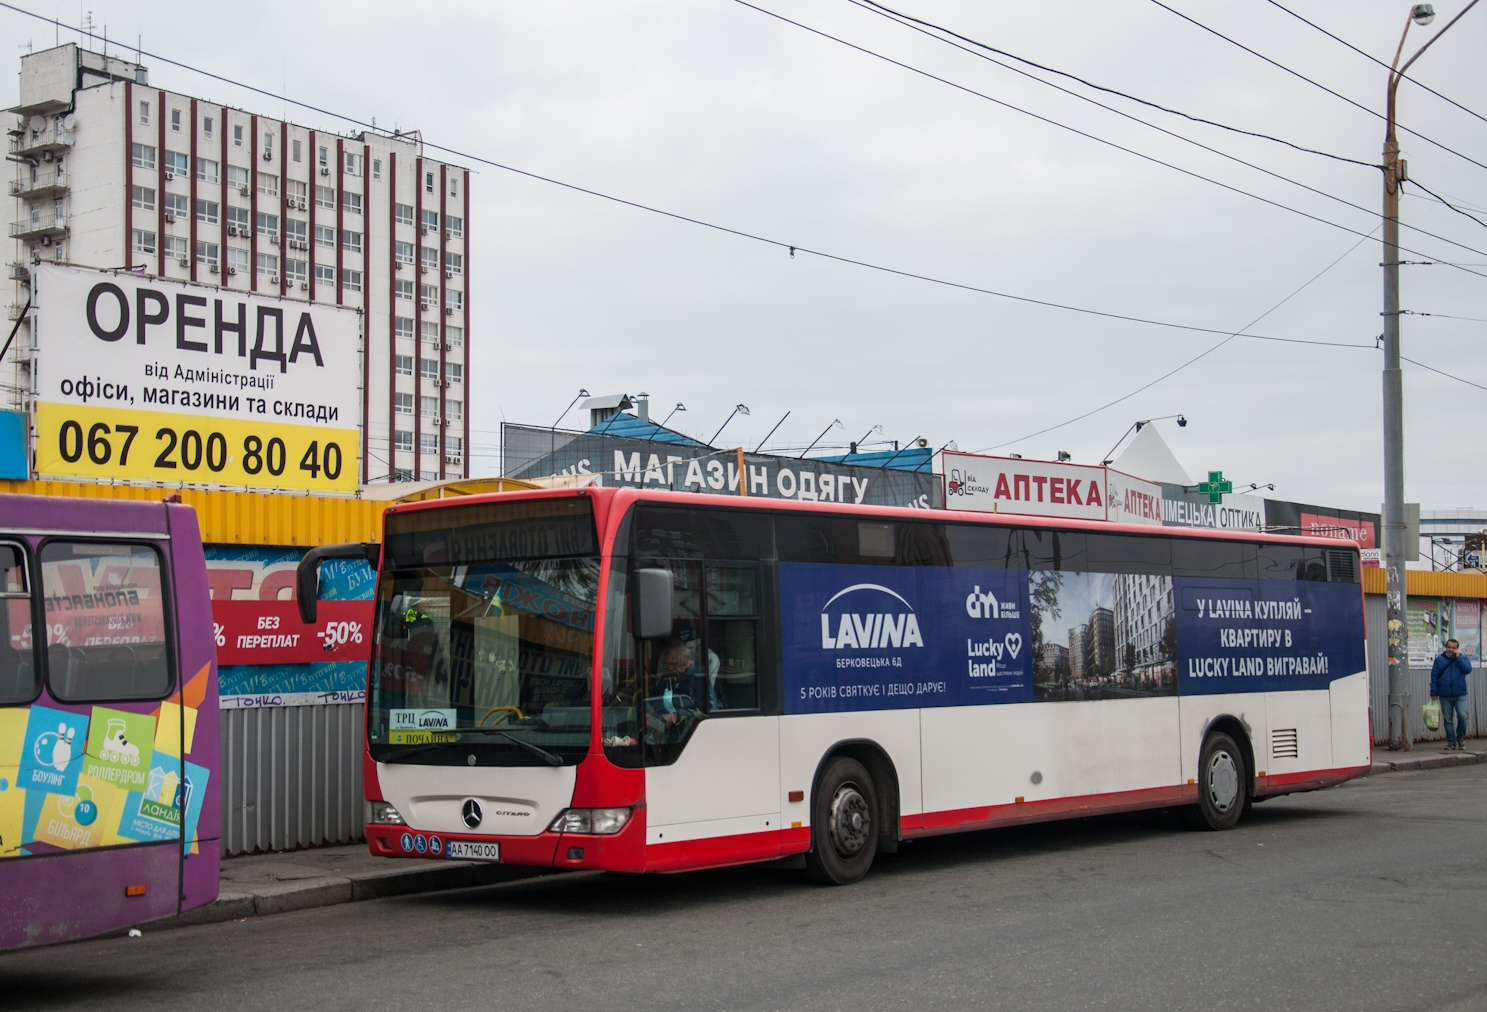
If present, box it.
[381,728,565,767]
[458,727,565,766]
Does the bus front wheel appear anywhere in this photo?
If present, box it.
[804,757,879,885]
[1182,731,1248,831]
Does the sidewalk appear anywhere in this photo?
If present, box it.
[140,743,1479,935]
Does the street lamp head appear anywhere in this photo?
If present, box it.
[736,404,751,416]
[1177,415,1188,427]
[831,418,843,429]
[1412,4,1436,25]
[578,388,590,398]
[674,402,686,413]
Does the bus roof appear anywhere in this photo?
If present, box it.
[0,492,174,536]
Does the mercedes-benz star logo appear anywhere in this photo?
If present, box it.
[461,799,483,829]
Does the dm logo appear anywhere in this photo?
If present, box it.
[965,585,1001,619]
[818,584,925,650]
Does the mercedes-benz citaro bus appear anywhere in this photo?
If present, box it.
[2,494,219,948]
[298,486,1368,886]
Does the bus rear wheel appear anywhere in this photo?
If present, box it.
[804,757,878,885]
[1182,731,1248,831]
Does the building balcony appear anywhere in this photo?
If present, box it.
[9,125,73,159]
[9,170,68,199]
[8,263,30,284]
[6,302,29,321]
[9,217,67,241]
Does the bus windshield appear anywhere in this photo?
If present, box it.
[368,498,599,765]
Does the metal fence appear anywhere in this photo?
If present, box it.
[220,703,366,855]
[1367,595,1486,744]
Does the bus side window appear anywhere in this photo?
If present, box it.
[1172,539,1258,580]
[40,541,174,703]
[706,566,758,710]
[946,524,1016,568]
[0,542,39,705]
[1258,543,1305,580]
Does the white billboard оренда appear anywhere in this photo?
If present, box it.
[31,264,361,491]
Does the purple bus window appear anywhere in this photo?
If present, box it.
[1,541,38,704]
[39,541,173,703]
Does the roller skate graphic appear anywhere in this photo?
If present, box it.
[101,718,141,766]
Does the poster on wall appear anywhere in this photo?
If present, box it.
[1453,599,1480,661]
[32,264,362,491]
[1407,599,1440,668]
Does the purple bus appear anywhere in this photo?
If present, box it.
[0,494,218,949]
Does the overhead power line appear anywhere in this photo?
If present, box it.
[732,0,1487,278]
[1264,0,1487,127]
[1150,0,1487,177]
[852,0,1376,169]
[1409,178,1487,233]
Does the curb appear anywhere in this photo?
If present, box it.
[147,861,557,933]
[1371,750,1483,775]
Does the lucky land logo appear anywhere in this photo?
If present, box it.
[965,584,1023,678]
[818,584,925,650]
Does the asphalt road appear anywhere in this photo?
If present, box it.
[5,765,1487,1012]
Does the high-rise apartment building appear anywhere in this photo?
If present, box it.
[7,43,470,483]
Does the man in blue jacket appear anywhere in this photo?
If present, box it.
[1430,638,1473,750]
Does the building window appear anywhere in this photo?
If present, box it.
[395,279,414,301]
[450,175,459,197]
[196,199,219,225]
[204,116,214,137]
[446,399,462,421]
[287,179,308,203]
[420,433,439,454]
[445,215,463,238]
[445,326,462,346]
[228,165,249,191]
[342,230,362,254]
[395,393,413,414]
[395,203,414,226]
[395,317,414,340]
[285,218,307,245]
[420,247,439,271]
[138,100,150,124]
[372,158,382,180]
[420,470,437,481]
[424,171,434,194]
[315,225,335,248]
[420,209,438,232]
[165,151,189,178]
[344,151,361,176]
[131,143,156,169]
[420,284,438,308]
[420,358,438,381]
[171,109,181,133]
[165,236,188,261]
[447,436,463,453]
[315,264,334,286]
[394,240,414,264]
[196,158,219,184]
[420,321,439,345]
[445,362,463,385]
[132,229,156,255]
[445,252,463,275]
[394,355,412,377]
[292,139,302,163]
[393,430,412,452]
[262,131,274,154]
[447,290,463,312]
[196,241,219,267]
[164,193,189,218]
[342,192,362,215]
[316,185,335,209]
[227,248,249,274]
[225,205,250,232]
[233,124,243,147]
[131,185,155,211]
[257,172,279,197]
[318,145,329,170]
[342,269,362,292]
[256,212,279,239]
[421,396,437,417]
[286,259,307,283]
[256,252,278,277]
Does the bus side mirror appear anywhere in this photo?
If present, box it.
[631,568,674,640]
[296,543,381,625]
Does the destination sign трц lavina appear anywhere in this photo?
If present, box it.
[31,264,362,491]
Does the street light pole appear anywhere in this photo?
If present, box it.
[1381,1,1477,749]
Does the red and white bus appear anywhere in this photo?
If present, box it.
[300,487,1369,885]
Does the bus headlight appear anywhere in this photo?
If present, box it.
[368,801,405,825]
[548,807,632,835]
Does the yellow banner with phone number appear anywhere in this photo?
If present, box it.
[34,401,360,492]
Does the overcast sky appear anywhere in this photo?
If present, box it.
[7,0,1486,512]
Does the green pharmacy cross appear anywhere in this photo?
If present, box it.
[1195,470,1233,503]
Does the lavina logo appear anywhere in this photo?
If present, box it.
[819,584,925,650]
[965,585,1001,619]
